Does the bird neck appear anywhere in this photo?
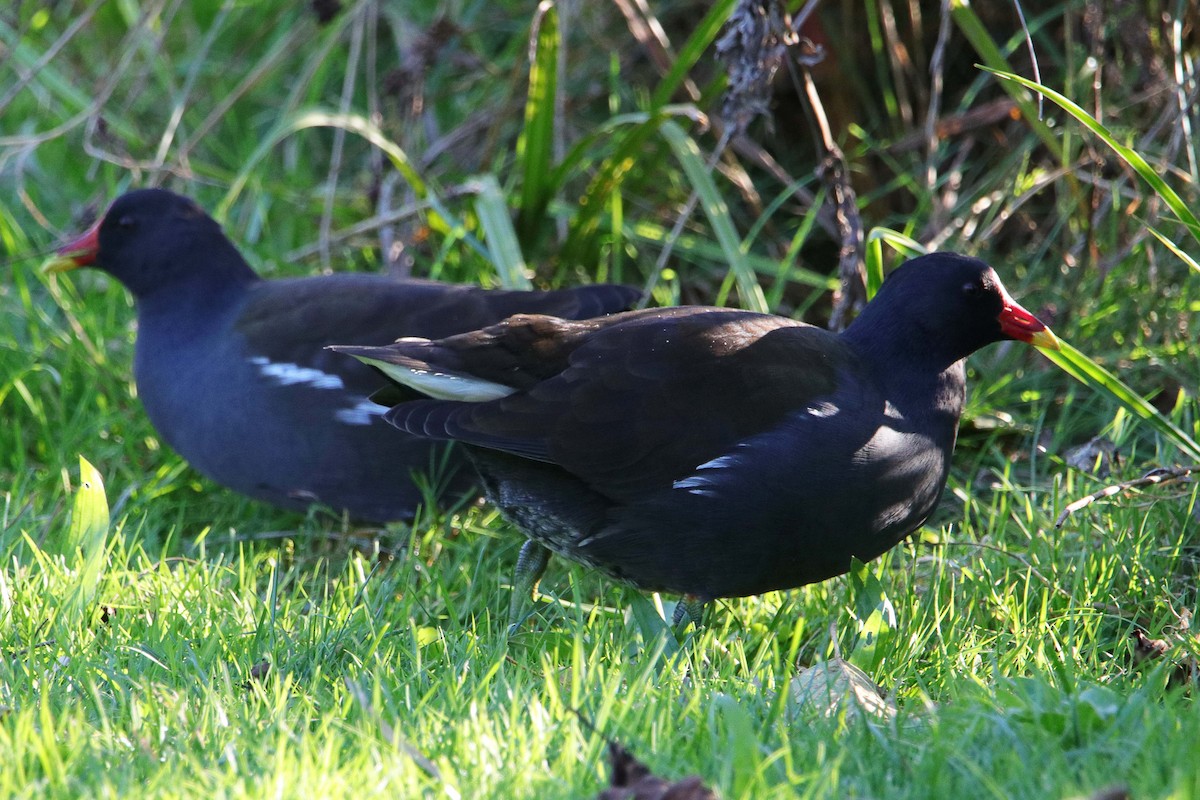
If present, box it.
[133,239,260,320]
[841,315,968,427]
[841,298,974,374]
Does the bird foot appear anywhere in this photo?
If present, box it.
[506,539,551,635]
[670,595,707,629]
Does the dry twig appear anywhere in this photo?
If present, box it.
[785,37,864,330]
[1055,466,1199,528]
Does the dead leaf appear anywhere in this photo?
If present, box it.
[1064,437,1119,477]
[1131,629,1169,664]
[1130,629,1196,687]
[788,658,896,721]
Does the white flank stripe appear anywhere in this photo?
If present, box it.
[250,356,345,390]
[672,453,740,493]
[335,399,387,426]
[806,401,839,418]
[672,475,713,491]
[693,453,740,472]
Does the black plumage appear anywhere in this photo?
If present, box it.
[48,189,638,521]
[335,253,1057,614]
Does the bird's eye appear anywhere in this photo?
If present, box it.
[117,215,136,229]
[962,281,984,299]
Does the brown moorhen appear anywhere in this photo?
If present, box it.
[335,252,1059,625]
[46,189,638,521]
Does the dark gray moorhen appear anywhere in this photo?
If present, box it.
[46,189,638,521]
[334,253,1058,626]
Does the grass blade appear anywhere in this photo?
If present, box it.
[515,1,559,252]
[864,228,927,299]
[1041,341,1200,461]
[61,455,111,622]
[474,175,533,290]
[659,121,767,312]
[950,2,1060,156]
[1146,225,1200,274]
[986,67,1200,249]
[648,0,736,108]
[561,107,698,269]
[221,109,431,219]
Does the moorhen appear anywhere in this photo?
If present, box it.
[46,189,638,521]
[333,253,1059,625]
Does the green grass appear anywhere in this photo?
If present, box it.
[2,1,1199,797]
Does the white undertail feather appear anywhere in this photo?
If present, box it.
[354,356,517,402]
[250,357,345,390]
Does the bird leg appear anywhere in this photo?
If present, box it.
[506,539,551,634]
[671,595,707,629]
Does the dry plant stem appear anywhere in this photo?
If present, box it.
[154,0,236,167]
[282,189,471,262]
[610,0,697,96]
[15,161,53,230]
[614,0,825,225]
[641,128,735,302]
[923,0,953,233]
[1171,12,1199,179]
[727,138,826,223]
[0,0,104,114]
[879,0,915,128]
[924,142,973,249]
[320,6,366,272]
[723,130,822,220]
[788,0,819,32]
[555,0,572,243]
[1055,466,1199,528]
[374,18,397,275]
[175,25,302,167]
[1012,0,1043,120]
[365,0,391,268]
[889,98,1018,153]
[797,62,864,330]
[376,172,408,276]
[1085,0,1107,271]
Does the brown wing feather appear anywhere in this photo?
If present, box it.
[386,307,855,501]
[235,275,637,395]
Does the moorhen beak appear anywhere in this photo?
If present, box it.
[47,221,100,269]
[335,252,1058,626]
[47,188,638,521]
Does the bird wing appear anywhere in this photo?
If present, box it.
[379,307,859,501]
[234,275,638,397]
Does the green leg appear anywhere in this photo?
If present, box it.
[671,594,707,629]
[507,539,551,635]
